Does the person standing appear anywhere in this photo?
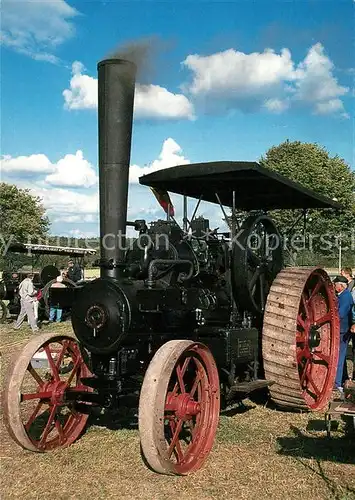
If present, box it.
[341,267,355,380]
[49,275,66,322]
[27,286,41,327]
[341,267,355,294]
[333,275,354,395]
[13,273,39,333]
[67,259,82,283]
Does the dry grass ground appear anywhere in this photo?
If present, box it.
[1,320,354,500]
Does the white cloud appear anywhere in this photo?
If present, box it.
[263,98,290,113]
[63,61,195,120]
[183,48,295,96]
[63,61,97,109]
[314,99,346,115]
[0,0,79,64]
[45,150,98,188]
[1,153,55,174]
[68,229,98,239]
[129,138,190,183]
[1,150,97,188]
[291,43,348,115]
[135,84,194,120]
[182,43,349,116]
[33,186,99,216]
[54,214,97,224]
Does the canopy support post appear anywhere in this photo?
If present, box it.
[187,195,203,231]
[215,193,231,230]
[230,190,239,325]
[183,196,188,232]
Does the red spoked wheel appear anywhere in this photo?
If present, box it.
[2,332,93,452]
[139,340,220,475]
[262,267,340,411]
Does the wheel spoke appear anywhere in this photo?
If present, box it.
[167,419,184,458]
[300,358,311,385]
[314,312,332,328]
[189,373,201,398]
[27,365,45,386]
[55,419,65,444]
[297,349,309,363]
[309,280,323,301]
[313,351,330,364]
[259,273,265,309]
[55,341,69,370]
[247,248,261,267]
[176,357,190,394]
[39,404,58,446]
[44,345,60,381]
[65,357,81,386]
[21,391,52,401]
[305,373,321,398]
[297,314,306,330]
[24,401,46,431]
[301,292,309,316]
[249,268,260,291]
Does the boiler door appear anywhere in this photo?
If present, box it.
[71,278,131,354]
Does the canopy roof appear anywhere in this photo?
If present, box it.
[139,161,342,210]
[7,243,96,256]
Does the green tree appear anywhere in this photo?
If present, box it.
[0,182,50,260]
[258,141,355,264]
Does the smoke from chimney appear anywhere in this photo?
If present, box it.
[105,35,175,86]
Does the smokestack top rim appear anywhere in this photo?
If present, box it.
[97,58,137,70]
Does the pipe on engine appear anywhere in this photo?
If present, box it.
[98,58,137,279]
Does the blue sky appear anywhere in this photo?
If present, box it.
[1,0,353,240]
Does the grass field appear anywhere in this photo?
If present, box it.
[1,320,355,500]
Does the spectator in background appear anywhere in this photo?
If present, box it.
[67,259,81,283]
[49,275,66,323]
[341,267,355,294]
[28,287,42,328]
[341,267,355,380]
[333,275,354,396]
[14,273,39,333]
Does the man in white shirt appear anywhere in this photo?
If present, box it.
[14,273,39,333]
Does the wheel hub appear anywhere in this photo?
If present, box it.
[309,325,321,349]
[165,392,201,420]
[44,380,68,405]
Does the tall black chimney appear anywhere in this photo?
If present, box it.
[97,58,137,279]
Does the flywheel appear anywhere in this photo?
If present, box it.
[231,213,283,315]
[262,267,340,411]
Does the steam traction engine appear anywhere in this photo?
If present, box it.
[2,58,341,475]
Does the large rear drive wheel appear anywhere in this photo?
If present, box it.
[139,340,220,475]
[262,267,339,411]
